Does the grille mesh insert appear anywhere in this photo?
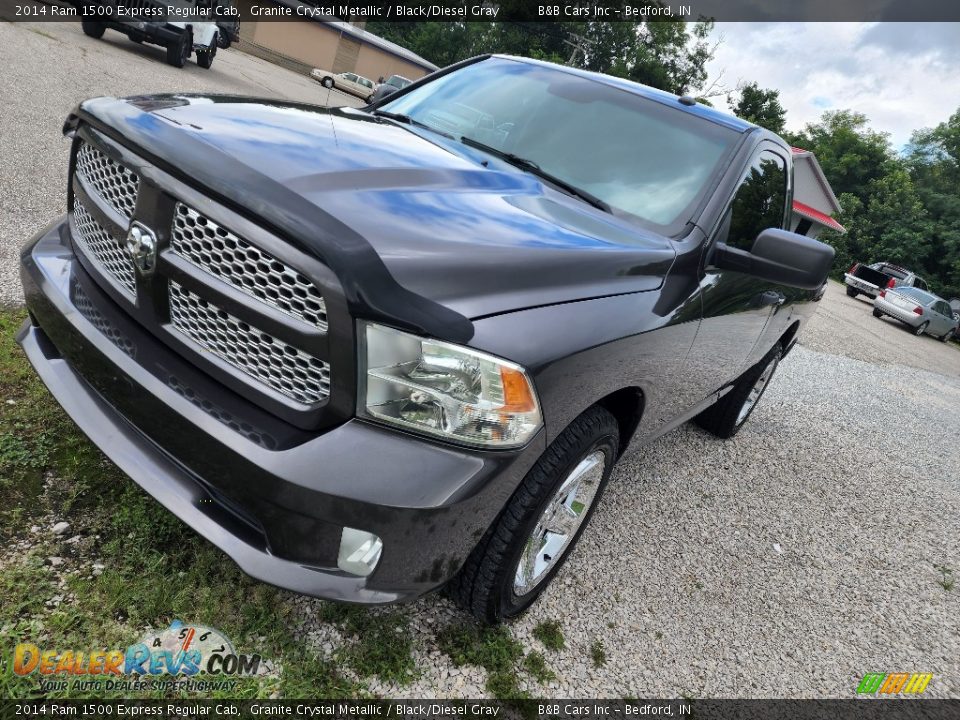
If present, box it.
[72,197,137,297]
[171,203,328,331]
[168,282,330,404]
[75,142,139,220]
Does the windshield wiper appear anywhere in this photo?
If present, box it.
[459,136,612,214]
[372,110,455,139]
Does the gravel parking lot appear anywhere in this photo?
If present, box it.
[1,20,958,699]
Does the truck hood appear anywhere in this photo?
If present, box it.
[73,95,676,342]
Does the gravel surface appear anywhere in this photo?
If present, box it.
[2,20,958,698]
[0,21,360,306]
[802,281,960,378]
[308,341,956,699]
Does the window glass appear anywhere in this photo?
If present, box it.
[723,150,788,251]
[383,58,739,229]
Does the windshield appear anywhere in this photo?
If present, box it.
[388,76,411,89]
[381,58,739,229]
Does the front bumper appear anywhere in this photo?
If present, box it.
[18,218,544,603]
[874,295,923,327]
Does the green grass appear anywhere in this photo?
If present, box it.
[590,640,606,668]
[522,651,555,683]
[436,622,530,699]
[317,604,417,684]
[0,308,364,699]
[936,565,955,592]
[532,620,565,651]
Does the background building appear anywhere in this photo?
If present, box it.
[790,147,845,239]
[234,1,437,82]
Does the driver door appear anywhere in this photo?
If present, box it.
[684,145,792,400]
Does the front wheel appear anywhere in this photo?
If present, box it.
[197,39,216,69]
[695,343,783,439]
[81,20,105,39]
[447,406,619,623]
[940,329,955,343]
[914,321,929,337]
[846,286,858,298]
[873,308,883,318]
[166,33,191,68]
[321,77,334,88]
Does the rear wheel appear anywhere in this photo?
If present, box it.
[81,20,105,39]
[695,343,783,439]
[873,308,883,318]
[914,321,929,337]
[846,286,858,298]
[447,406,619,623]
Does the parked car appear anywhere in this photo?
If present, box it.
[311,70,377,101]
[873,286,958,340]
[80,0,220,69]
[18,55,835,623]
[949,297,960,322]
[369,75,412,103]
[844,261,927,299]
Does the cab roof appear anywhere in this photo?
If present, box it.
[497,55,757,133]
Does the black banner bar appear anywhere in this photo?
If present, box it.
[2,700,960,720]
[3,0,960,23]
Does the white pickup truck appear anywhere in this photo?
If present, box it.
[844,261,928,299]
[81,0,222,69]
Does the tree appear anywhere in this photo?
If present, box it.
[729,82,786,134]
[367,20,717,96]
[787,110,892,199]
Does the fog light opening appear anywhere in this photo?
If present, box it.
[337,527,383,577]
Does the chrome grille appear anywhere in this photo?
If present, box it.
[72,279,137,359]
[168,282,330,404]
[72,197,137,297]
[75,142,139,220]
[171,203,328,331]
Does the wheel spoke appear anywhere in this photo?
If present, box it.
[513,449,607,596]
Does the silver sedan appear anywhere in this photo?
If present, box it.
[873,286,959,341]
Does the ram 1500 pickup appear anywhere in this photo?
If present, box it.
[17,55,834,622]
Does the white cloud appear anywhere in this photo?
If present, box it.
[702,22,960,149]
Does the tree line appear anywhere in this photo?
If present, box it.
[368,20,960,300]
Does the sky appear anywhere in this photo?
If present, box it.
[702,22,960,149]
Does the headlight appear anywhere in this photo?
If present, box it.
[360,323,542,448]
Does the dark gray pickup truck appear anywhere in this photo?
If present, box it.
[18,55,833,622]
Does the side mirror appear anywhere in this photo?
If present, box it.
[714,228,835,290]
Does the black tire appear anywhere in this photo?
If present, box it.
[846,286,858,298]
[81,20,105,39]
[367,94,375,103]
[914,321,929,337]
[695,343,783,439]
[447,406,619,624]
[197,39,216,69]
[873,308,883,318]
[166,33,191,68]
[218,35,232,49]
[939,329,954,343]
[321,77,334,88]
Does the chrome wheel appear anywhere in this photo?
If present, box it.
[513,450,606,596]
[735,352,780,426]
[914,322,928,337]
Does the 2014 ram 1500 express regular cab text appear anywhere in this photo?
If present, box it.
[18,56,834,622]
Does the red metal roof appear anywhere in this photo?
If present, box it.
[793,200,845,232]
